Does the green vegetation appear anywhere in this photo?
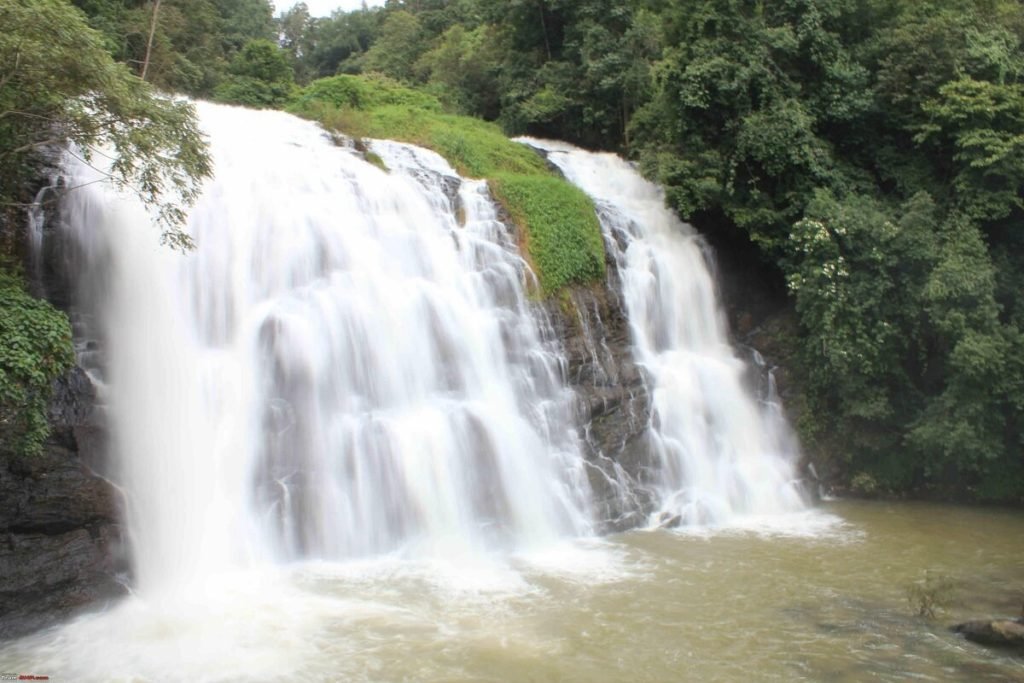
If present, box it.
[1,0,211,248]
[290,74,603,293]
[6,0,1024,501]
[0,271,75,458]
[1,0,211,457]
[267,0,1024,502]
[623,0,1024,502]
[289,76,546,178]
[363,150,388,173]
[214,38,296,107]
[490,175,605,295]
[292,73,442,113]
[906,571,960,619]
[70,0,276,97]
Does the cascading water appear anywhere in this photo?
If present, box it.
[0,104,837,683]
[60,103,593,596]
[520,139,806,527]
[10,106,1017,683]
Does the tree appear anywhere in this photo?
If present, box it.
[416,24,503,117]
[0,0,211,247]
[917,77,1024,222]
[214,38,296,107]
[303,7,382,78]
[71,0,277,96]
[362,10,426,82]
[213,0,275,52]
[0,0,211,457]
[278,2,316,83]
[141,0,162,81]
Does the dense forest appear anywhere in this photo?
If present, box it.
[3,0,1024,502]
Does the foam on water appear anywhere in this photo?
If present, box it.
[0,537,644,682]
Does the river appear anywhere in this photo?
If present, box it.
[1,501,1020,681]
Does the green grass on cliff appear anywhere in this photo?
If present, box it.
[288,74,605,294]
[489,174,605,294]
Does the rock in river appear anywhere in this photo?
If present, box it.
[952,617,1024,648]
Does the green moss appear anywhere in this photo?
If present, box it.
[363,150,388,172]
[558,288,578,321]
[490,174,605,294]
[289,74,605,295]
[0,267,74,457]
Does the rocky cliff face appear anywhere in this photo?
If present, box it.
[1,184,126,639]
[0,365,127,639]
[542,220,812,531]
[544,257,657,533]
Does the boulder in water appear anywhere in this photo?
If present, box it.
[952,618,1024,648]
[657,512,682,529]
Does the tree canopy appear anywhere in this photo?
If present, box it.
[1,0,211,247]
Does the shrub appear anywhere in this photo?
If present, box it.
[0,270,74,457]
[290,74,441,113]
[215,39,296,108]
[906,571,959,619]
[214,76,295,108]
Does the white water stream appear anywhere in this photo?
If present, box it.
[520,139,806,526]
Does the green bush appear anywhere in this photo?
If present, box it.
[345,106,549,179]
[215,39,296,108]
[0,270,74,457]
[214,76,295,108]
[290,74,442,114]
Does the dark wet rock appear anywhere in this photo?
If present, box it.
[0,526,125,639]
[47,365,95,430]
[542,262,657,533]
[953,618,1024,648]
[657,512,682,529]
[0,366,126,640]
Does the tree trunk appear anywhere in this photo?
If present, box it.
[622,95,630,154]
[141,0,161,82]
[538,1,552,61]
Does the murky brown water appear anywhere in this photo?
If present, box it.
[1,501,1021,682]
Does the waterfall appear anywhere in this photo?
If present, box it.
[58,103,593,596]
[520,139,806,527]
[52,101,809,602]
